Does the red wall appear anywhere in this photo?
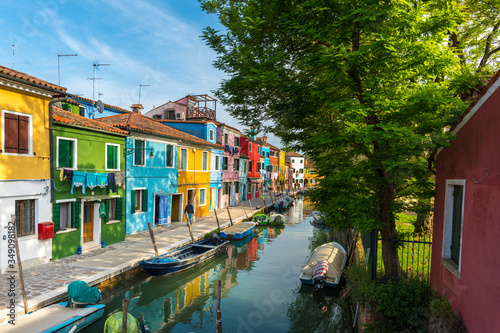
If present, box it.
[431,82,500,332]
[241,137,262,199]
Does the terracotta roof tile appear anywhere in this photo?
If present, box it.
[285,151,303,158]
[99,112,224,148]
[240,153,249,159]
[0,65,66,92]
[52,107,128,135]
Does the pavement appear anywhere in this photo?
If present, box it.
[0,189,302,324]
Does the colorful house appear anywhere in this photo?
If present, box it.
[240,135,262,200]
[304,160,318,187]
[217,123,242,207]
[286,152,305,188]
[268,144,279,192]
[239,154,249,201]
[71,96,131,119]
[145,94,217,121]
[0,65,67,272]
[51,107,127,258]
[257,137,270,192]
[429,71,500,332]
[278,150,286,191]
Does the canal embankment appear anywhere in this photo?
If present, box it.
[0,190,302,324]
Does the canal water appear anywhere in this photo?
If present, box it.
[83,197,353,332]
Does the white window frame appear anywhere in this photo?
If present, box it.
[56,136,78,169]
[199,188,207,206]
[105,143,120,171]
[134,188,147,213]
[442,179,466,277]
[215,155,220,171]
[202,151,208,171]
[55,198,77,233]
[209,129,215,142]
[180,148,188,170]
[1,110,34,156]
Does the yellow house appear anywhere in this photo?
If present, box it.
[278,150,286,191]
[304,159,319,187]
[177,144,215,221]
[0,65,67,272]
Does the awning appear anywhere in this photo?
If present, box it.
[78,194,118,201]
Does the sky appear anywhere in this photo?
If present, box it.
[0,0,282,147]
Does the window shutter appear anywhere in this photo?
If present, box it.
[131,190,136,214]
[18,116,29,154]
[104,199,110,223]
[143,189,148,212]
[451,185,463,265]
[166,145,172,167]
[71,200,80,229]
[53,203,60,232]
[4,113,19,153]
[115,197,123,221]
[58,139,71,168]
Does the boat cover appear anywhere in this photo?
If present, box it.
[67,280,101,307]
[301,244,345,279]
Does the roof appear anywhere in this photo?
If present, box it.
[66,99,81,106]
[0,65,66,92]
[160,119,217,125]
[52,107,128,135]
[305,160,316,168]
[240,153,249,159]
[285,151,303,158]
[130,104,144,109]
[99,112,224,148]
[213,120,242,134]
[73,96,131,114]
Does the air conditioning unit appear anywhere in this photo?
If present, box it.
[176,112,185,120]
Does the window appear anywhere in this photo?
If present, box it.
[266,152,269,158]
[199,188,207,206]
[209,129,215,141]
[223,182,229,195]
[132,189,148,214]
[258,146,260,154]
[202,151,208,170]
[165,110,175,120]
[106,143,120,170]
[134,139,145,166]
[57,137,77,169]
[59,202,72,229]
[215,155,220,171]
[299,169,304,173]
[234,137,240,146]
[244,161,247,173]
[292,159,295,163]
[3,111,31,155]
[180,148,187,170]
[443,180,465,273]
[234,158,239,171]
[301,159,303,163]
[108,198,117,220]
[152,114,162,120]
[249,143,252,152]
[257,162,261,172]
[223,157,228,170]
[166,144,174,167]
[249,161,253,172]
[224,133,228,145]
[15,199,35,237]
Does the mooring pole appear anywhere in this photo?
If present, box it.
[216,279,222,333]
[121,298,129,333]
[11,214,28,314]
[226,206,233,226]
[214,209,221,233]
[241,201,249,219]
[147,222,159,256]
[185,213,195,243]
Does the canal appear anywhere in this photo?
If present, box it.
[83,197,353,332]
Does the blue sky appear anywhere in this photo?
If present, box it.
[0,0,281,146]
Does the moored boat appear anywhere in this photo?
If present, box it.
[138,237,229,276]
[0,302,105,333]
[252,213,270,226]
[299,242,347,289]
[220,221,256,240]
[268,213,286,226]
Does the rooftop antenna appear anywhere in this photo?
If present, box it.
[98,92,104,99]
[139,84,150,104]
[12,44,14,69]
[58,51,77,86]
[86,63,109,118]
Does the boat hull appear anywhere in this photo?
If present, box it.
[220,222,256,240]
[299,242,347,289]
[138,239,229,276]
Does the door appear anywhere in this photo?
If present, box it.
[211,188,216,210]
[83,202,94,243]
[171,194,181,222]
[217,189,222,209]
[230,184,236,206]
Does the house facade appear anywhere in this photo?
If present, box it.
[239,154,249,202]
[268,144,279,192]
[218,123,241,207]
[278,150,286,191]
[240,135,261,200]
[286,152,305,188]
[429,72,500,332]
[51,107,127,259]
[0,66,67,272]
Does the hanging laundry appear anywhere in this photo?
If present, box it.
[96,173,108,188]
[59,169,65,181]
[64,169,74,182]
[71,171,86,194]
[98,201,107,218]
[86,173,98,189]
[107,173,117,194]
[114,171,125,186]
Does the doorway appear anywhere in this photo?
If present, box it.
[154,195,170,225]
[83,202,94,243]
[211,188,217,210]
[217,189,222,209]
[171,194,183,222]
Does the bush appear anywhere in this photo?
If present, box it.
[346,264,431,333]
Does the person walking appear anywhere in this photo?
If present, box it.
[184,201,194,226]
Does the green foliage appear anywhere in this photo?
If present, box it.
[395,213,417,226]
[203,229,220,239]
[429,295,454,322]
[347,264,431,333]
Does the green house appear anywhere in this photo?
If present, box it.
[51,105,128,260]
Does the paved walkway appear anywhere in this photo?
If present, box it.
[0,190,301,323]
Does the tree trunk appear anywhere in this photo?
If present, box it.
[380,221,403,281]
[414,198,434,235]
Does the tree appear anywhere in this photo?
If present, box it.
[200,0,484,279]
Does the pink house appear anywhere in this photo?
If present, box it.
[217,122,242,207]
[430,71,500,332]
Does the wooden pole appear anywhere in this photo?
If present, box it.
[185,213,195,243]
[11,215,28,314]
[259,195,263,212]
[147,222,159,256]
[216,279,222,333]
[248,200,253,213]
[241,201,249,219]
[226,206,233,226]
[121,298,129,333]
[214,209,221,233]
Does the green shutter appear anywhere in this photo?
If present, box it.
[104,199,110,223]
[143,189,148,212]
[166,145,172,167]
[134,140,142,165]
[53,203,60,232]
[131,190,136,214]
[115,197,123,221]
[58,139,71,168]
[71,200,80,229]
[451,185,463,265]
[107,145,117,169]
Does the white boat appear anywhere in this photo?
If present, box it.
[299,242,347,289]
[0,301,105,333]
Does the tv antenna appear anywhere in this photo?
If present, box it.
[86,63,109,118]
[57,51,77,86]
[139,84,150,104]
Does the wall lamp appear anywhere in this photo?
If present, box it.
[124,147,155,158]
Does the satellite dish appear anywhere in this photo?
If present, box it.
[96,100,104,114]
[53,102,62,109]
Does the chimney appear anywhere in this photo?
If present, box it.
[130,104,144,114]
[262,136,267,143]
